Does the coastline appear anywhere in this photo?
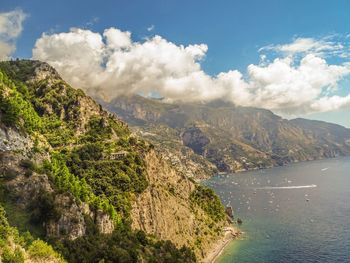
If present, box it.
[201,155,349,181]
[204,226,241,263]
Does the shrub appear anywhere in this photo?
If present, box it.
[190,185,225,222]
[19,159,36,177]
[29,191,61,224]
[28,240,66,263]
[2,169,18,180]
[2,247,24,263]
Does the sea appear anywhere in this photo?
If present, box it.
[205,157,350,263]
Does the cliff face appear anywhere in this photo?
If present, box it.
[105,95,350,175]
[131,150,226,260]
[0,60,228,262]
[0,61,117,241]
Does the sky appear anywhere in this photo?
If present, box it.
[1,0,350,127]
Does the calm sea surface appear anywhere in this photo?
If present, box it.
[205,157,350,263]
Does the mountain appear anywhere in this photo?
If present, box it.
[0,60,233,262]
[103,95,350,177]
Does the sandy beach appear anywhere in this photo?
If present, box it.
[204,226,241,263]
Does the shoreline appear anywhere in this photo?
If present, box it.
[204,226,241,263]
[197,155,350,182]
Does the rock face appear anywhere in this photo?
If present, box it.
[95,210,115,234]
[27,60,61,84]
[105,95,350,175]
[225,206,234,219]
[0,126,33,154]
[46,195,114,239]
[46,194,87,240]
[181,127,210,155]
[0,125,115,241]
[131,150,226,260]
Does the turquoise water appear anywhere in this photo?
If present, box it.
[205,157,350,263]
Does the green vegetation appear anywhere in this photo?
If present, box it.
[0,67,144,222]
[64,141,148,218]
[41,115,76,147]
[190,185,225,222]
[57,227,196,263]
[0,61,199,262]
[0,71,42,133]
[28,240,66,263]
[0,60,37,82]
[0,205,11,238]
[44,153,121,224]
[0,204,65,263]
[0,181,46,238]
[80,116,113,142]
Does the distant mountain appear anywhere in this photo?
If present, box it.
[104,95,350,177]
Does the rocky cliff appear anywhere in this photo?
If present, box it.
[131,150,226,259]
[105,95,350,176]
[0,60,230,262]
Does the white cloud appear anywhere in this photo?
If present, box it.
[33,28,219,102]
[32,28,350,115]
[104,28,132,49]
[147,25,155,32]
[260,36,347,58]
[244,55,350,113]
[0,9,26,60]
[310,94,350,112]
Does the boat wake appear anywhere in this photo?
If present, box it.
[256,184,317,190]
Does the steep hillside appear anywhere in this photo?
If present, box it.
[0,204,66,263]
[0,60,231,262]
[105,95,350,176]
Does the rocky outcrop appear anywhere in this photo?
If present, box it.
[2,162,115,241]
[45,195,114,239]
[94,210,114,234]
[5,173,54,206]
[181,127,210,155]
[46,194,87,240]
[27,61,62,84]
[0,126,33,155]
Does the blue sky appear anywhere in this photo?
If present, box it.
[5,0,350,72]
[1,0,350,126]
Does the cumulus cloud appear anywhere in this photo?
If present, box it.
[32,28,350,115]
[33,28,220,101]
[244,55,350,113]
[0,9,26,60]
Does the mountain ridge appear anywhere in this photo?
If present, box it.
[103,94,350,177]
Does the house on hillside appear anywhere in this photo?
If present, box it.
[110,150,128,160]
